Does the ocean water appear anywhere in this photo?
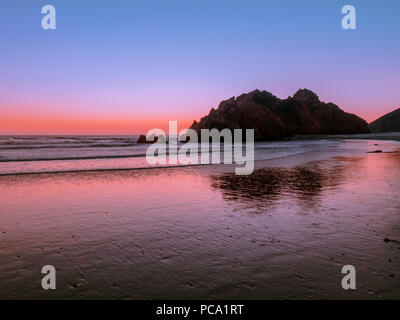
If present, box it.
[0,135,396,175]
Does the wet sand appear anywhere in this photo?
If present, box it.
[0,141,400,299]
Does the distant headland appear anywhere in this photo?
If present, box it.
[369,108,400,133]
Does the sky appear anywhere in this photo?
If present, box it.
[0,0,399,134]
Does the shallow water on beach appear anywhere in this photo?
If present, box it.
[0,135,396,175]
[0,140,399,299]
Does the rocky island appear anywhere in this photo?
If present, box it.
[190,89,370,140]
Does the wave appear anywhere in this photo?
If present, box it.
[0,143,138,149]
[0,153,149,162]
[0,163,211,176]
[0,135,138,147]
[0,148,244,162]
[1,138,25,145]
[0,151,313,176]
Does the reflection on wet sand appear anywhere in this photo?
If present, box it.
[0,148,399,299]
[211,160,348,211]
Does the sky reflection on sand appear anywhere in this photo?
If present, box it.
[0,148,399,299]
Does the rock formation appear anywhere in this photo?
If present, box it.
[136,134,159,144]
[369,108,400,133]
[190,89,370,140]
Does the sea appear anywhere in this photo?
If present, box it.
[0,134,399,175]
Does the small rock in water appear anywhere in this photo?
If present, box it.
[137,134,159,144]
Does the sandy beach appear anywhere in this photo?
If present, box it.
[0,138,399,299]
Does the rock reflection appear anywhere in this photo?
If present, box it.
[211,160,348,211]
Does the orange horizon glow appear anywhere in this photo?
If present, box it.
[0,113,198,135]
[0,109,391,135]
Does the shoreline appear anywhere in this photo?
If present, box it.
[289,132,400,142]
[0,138,399,177]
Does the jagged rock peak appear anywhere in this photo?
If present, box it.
[293,88,320,103]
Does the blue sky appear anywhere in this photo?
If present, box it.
[0,0,399,133]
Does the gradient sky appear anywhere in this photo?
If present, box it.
[1,0,399,134]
